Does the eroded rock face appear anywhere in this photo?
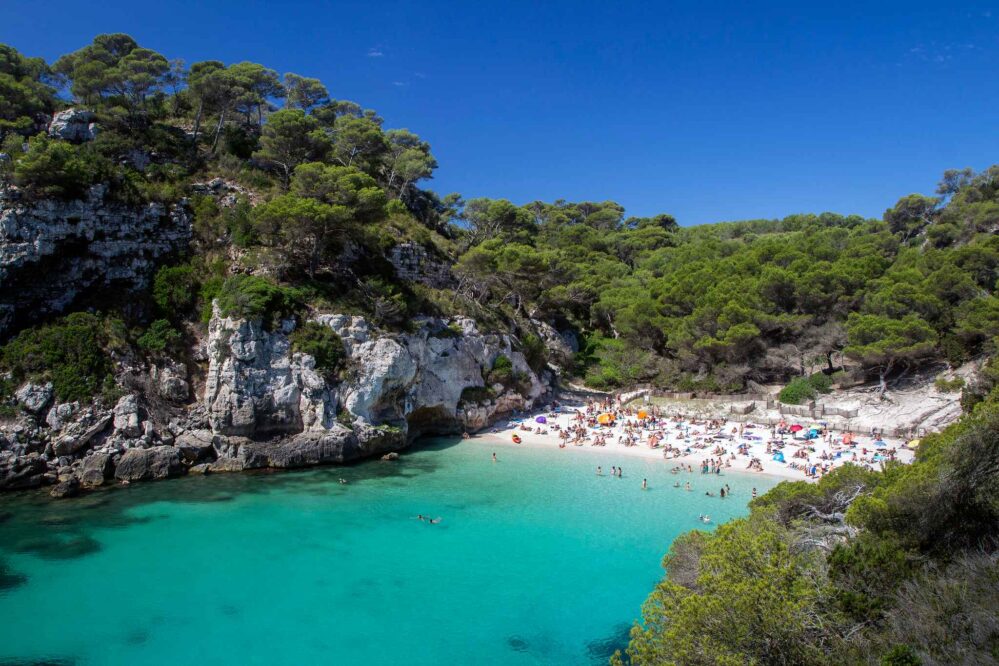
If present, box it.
[204,309,335,438]
[0,185,191,337]
[205,311,549,447]
[79,452,113,488]
[114,446,184,482]
[0,453,47,490]
[14,382,53,415]
[47,108,98,142]
[0,305,554,494]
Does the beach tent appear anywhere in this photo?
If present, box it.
[807,429,820,439]
[789,424,804,433]
[772,452,785,463]
[535,416,547,424]
[597,413,615,425]
[637,410,649,419]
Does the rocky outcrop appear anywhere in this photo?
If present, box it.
[201,310,550,465]
[0,306,555,495]
[47,108,98,142]
[0,453,47,490]
[79,452,113,488]
[114,446,185,482]
[204,310,335,437]
[388,242,454,288]
[0,184,191,336]
[14,382,53,415]
[327,314,545,432]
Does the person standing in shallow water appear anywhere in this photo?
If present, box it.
[752,487,757,498]
[642,478,648,490]
[597,466,602,475]
[492,452,497,463]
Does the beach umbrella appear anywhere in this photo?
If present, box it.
[908,439,921,448]
[789,424,804,433]
[597,413,615,425]
[637,410,649,419]
[874,440,887,448]
[535,416,547,424]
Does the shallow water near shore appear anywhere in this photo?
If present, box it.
[0,438,776,665]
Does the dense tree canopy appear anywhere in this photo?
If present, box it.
[0,30,996,399]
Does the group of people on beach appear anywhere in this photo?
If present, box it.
[498,396,912,481]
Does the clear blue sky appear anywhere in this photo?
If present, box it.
[4,1,998,225]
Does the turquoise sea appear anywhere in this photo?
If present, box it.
[0,438,776,665]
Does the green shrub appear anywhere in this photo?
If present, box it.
[136,319,181,354]
[459,386,495,404]
[13,135,107,199]
[215,275,302,327]
[807,371,833,394]
[486,354,514,386]
[224,198,257,247]
[199,275,225,323]
[520,333,547,374]
[779,376,815,404]
[289,321,344,379]
[0,312,114,403]
[152,265,198,318]
[934,376,965,393]
[431,322,463,339]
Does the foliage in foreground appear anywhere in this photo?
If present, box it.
[616,396,999,665]
[0,313,125,403]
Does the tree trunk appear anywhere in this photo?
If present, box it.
[191,100,204,147]
[211,107,228,152]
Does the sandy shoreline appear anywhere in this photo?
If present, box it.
[470,401,915,483]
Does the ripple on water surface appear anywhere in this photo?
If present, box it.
[0,438,776,665]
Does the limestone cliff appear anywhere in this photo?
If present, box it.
[0,185,191,336]
[0,305,555,495]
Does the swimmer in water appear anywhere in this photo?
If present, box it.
[339,478,348,485]
[429,517,442,524]
[597,466,603,475]
[492,452,497,462]
[685,481,691,491]
[674,481,680,488]
[642,478,648,490]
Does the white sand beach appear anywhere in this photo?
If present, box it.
[473,399,916,482]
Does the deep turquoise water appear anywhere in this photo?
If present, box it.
[0,438,776,665]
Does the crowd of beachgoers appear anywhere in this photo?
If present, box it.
[475,395,917,482]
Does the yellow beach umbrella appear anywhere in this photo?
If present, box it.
[597,413,615,425]
[908,439,921,448]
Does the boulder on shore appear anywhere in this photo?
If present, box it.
[79,452,113,488]
[114,446,185,482]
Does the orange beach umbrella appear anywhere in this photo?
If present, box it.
[597,413,615,425]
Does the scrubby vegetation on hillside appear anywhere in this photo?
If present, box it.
[615,372,999,665]
[0,33,997,409]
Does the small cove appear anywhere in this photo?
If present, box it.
[0,437,777,665]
